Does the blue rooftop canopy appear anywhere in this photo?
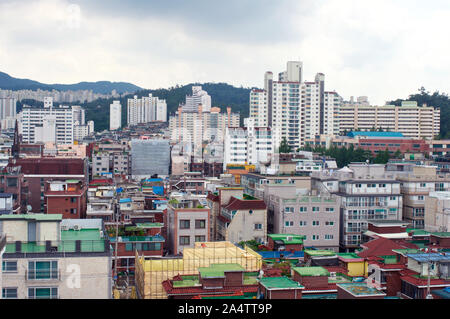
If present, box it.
[347,131,404,138]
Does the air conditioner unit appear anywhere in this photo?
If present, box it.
[73,225,80,231]
[330,272,337,278]
[60,225,68,231]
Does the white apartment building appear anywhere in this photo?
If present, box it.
[169,106,240,146]
[127,94,167,126]
[223,118,273,170]
[109,100,122,130]
[73,120,94,141]
[251,61,342,150]
[339,101,440,139]
[182,86,211,113]
[0,98,16,130]
[20,104,75,144]
[425,192,450,233]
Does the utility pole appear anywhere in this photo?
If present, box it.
[113,180,119,289]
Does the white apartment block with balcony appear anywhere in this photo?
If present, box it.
[110,100,122,130]
[223,118,273,170]
[127,94,167,126]
[339,101,440,139]
[253,61,342,150]
[169,107,240,146]
[19,104,75,144]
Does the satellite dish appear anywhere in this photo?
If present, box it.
[26,205,32,213]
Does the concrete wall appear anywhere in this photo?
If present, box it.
[227,208,267,244]
[1,255,111,299]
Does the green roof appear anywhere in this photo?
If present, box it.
[136,223,164,228]
[0,214,62,221]
[392,249,421,255]
[5,229,106,253]
[304,249,336,257]
[431,232,450,238]
[172,275,200,288]
[268,234,305,245]
[259,276,304,289]
[198,263,245,278]
[406,229,430,236]
[292,266,330,277]
[338,253,363,261]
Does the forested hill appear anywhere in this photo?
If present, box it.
[388,87,450,139]
[0,71,142,94]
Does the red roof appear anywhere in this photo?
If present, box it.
[223,196,266,211]
[89,178,114,186]
[358,237,418,258]
[206,192,219,202]
[323,266,349,275]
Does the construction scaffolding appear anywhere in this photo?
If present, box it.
[135,241,262,299]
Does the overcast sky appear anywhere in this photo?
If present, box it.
[1,0,449,104]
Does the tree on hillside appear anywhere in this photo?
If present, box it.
[278,137,292,153]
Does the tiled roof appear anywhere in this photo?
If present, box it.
[223,196,266,211]
[206,192,219,202]
[358,237,418,258]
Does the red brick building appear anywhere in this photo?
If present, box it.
[7,157,87,213]
[44,180,87,219]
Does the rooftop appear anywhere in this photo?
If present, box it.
[338,253,364,262]
[292,266,330,277]
[268,234,305,245]
[0,213,62,221]
[337,283,386,297]
[304,250,337,257]
[259,276,304,289]
[348,131,404,138]
[199,263,245,278]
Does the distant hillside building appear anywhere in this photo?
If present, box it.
[127,94,167,126]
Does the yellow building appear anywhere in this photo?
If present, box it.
[134,241,262,299]
[337,253,366,277]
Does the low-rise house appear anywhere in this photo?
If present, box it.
[44,180,87,219]
[337,253,365,277]
[217,195,267,244]
[267,193,340,251]
[266,234,305,252]
[337,282,386,299]
[166,199,210,255]
[162,263,259,299]
[257,276,304,299]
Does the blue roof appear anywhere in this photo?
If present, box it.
[258,251,304,259]
[406,253,450,262]
[347,131,404,138]
[119,198,132,203]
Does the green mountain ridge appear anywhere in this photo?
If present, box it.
[0,71,142,94]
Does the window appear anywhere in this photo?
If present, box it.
[28,287,58,299]
[2,288,18,299]
[2,261,17,272]
[312,235,320,240]
[28,261,58,280]
[312,221,320,226]
[195,235,206,242]
[325,207,334,212]
[70,208,77,215]
[179,236,190,245]
[285,207,294,213]
[70,197,77,203]
[390,196,397,200]
[299,207,307,213]
[325,221,334,226]
[254,223,263,230]
[418,195,424,201]
[325,234,334,240]
[179,220,190,229]
[299,221,307,226]
[285,221,294,227]
[312,207,320,212]
[195,219,206,229]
